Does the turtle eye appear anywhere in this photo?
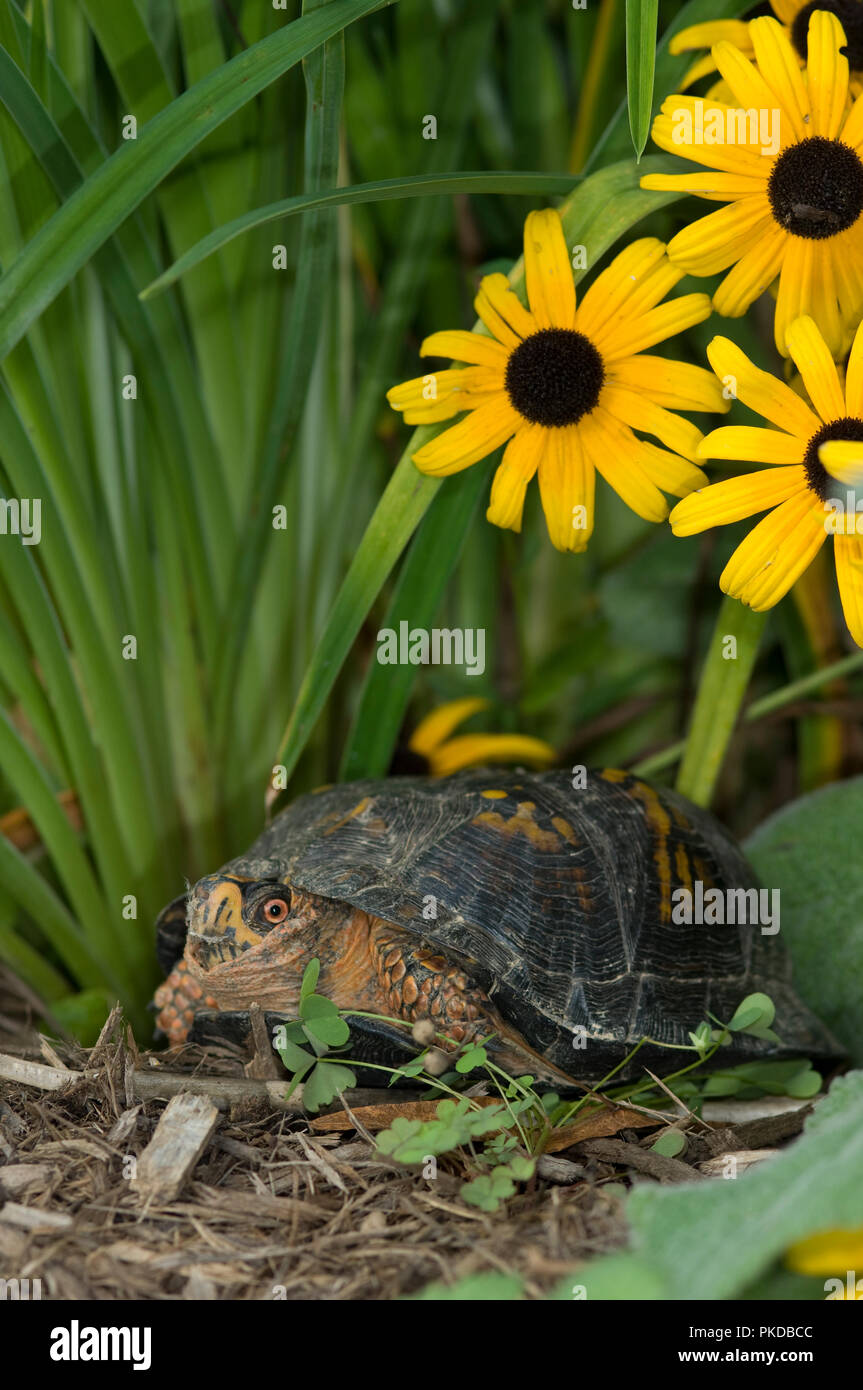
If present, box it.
[258,896,290,927]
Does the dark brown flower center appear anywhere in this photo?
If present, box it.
[791,1,863,72]
[804,417,863,500]
[504,328,604,427]
[767,137,863,239]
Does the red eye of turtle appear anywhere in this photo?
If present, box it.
[260,896,289,925]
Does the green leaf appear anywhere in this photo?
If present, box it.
[141,172,578,298]
[616,1071,863,1300]
[454,1044,489,1075]
[300,958,321,1002]
[274,1036,315,1074]
[727,993,776,1034]
[676,596,767,808]
[339,461,491,780]
[302,1012,351,1048]
[625,0,658,160]
[44,988,114,1046]
[0,0,392,361]
[410,1272,525,1301]
[651,1129,686,1158]
[301,1060,356,1113]
[747,778,863,1065]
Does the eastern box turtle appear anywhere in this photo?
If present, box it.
[154,768,839,1082]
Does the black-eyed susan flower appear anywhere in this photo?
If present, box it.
[670,2,863,98]
[786,1226,863,1297]
[669,315,863,645]
[641,12,863,358]
[394,697,554,778]
[387,209,727,552]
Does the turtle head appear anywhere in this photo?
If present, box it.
[185,872,298,970]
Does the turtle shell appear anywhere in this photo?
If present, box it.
[220,767,839,1077]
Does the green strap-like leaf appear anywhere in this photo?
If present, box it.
[140,173,578,298]
[625,0,658,161]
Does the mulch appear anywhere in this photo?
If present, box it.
[0,970,630,1301]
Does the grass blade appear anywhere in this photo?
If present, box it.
[340,462,491,780]
[0,0,395,360]
[625,0,658,161]
[141,173,578,298]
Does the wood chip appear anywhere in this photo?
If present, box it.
[576,1137,707,1183]
[0,1163,52,1195]
[698,1147,781,1177]
[701,1096,821,1123]
[0,1202,73,1231]
[536,1154,587,1185]
[132,1092,220,1202]
[0,1052,89,1091]
[295,1131,348,1192]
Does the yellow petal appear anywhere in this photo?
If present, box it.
[774,236,819,358]
[583,408,668,523]
[628,440,709,497]
[599,293,713,360]
[486,424,545,532]
[786,1227,863,1277]
[523,209,576,331]
[835,536,863,646]
[641,170,769,202]
[537,425,595,552]
[606,355,730,413]
[420,329,510,370]
[666,198,773,276]
[785,315,846,422]
[476,272,536,341]
[832,222,863,339]
[840,89,863,151]
[712,221,786,318]
[712,41,792,143]
[720,490,827,609]
[412,396,520,476]
[574,239,671,340]
[748,16,810,143]
[648,97,770,174]
[669,20,751,55]
[845,318,863,416]
[409,697,490,756]
[697,425,803,464]
[670,466,805,534]
[806,9,849,139]
[428,733,555,778]
[705,336,820,437]
[819,439,863,488]
[599,382,703,459]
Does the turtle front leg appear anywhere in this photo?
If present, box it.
[153,959,220,1046]
[369,923,492,1047]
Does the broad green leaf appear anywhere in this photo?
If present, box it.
[625,0,658,160]
[300,958,322,1001]
[621,1071,863,1300]
[651,1130,686,1157]
[0,0,394,361]
[747,778,863,1064]
[303,1013,351,1047]
[275,1036,315,1073]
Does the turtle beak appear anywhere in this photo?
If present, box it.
[187,875,257,967]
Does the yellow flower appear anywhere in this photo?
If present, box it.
[641,12,863,358]
[387,210,727,552]
[404,698,554,778]
[670,2,863,98]
[670,315,863,645]
[786,1226,863,1297]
